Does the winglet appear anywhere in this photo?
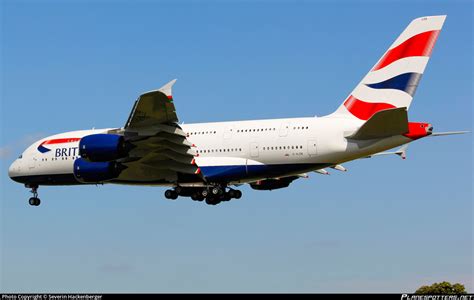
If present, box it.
[158,79,177,99]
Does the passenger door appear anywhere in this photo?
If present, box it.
[307,139,317,156]
[224,126,233,140]
[250,142,259,158]
[279,123,289,137]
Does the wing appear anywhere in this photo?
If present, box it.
[125,79,178,129]
[112,79,201,184]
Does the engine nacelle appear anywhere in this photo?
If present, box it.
[73,158,125,183]
[79,134,130,162]
[250,176,299,191]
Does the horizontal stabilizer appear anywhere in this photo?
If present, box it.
[429,131,470,137]
[346,107,408,140]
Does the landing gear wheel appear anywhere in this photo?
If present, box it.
[202,189,209,198]
[29,197,40,206]
[205,197,221,205]
[171,192,178,200]
[191,192,204,201]
[234,190,242,199]
[164,190,178,200]
[221,193,231,202]
[211,187,223,196]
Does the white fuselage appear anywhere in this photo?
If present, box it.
[8,115,412,186]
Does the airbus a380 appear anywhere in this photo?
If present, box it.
[8,15,467,206]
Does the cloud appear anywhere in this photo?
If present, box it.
[0,133,46,160]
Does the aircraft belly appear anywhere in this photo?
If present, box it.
[199,162,330,182]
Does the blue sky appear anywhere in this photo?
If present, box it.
[1,0,472,293]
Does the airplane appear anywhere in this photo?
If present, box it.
[8,15,468,206]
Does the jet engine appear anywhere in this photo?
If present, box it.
[73,158,125,183]
[79,134,132,162]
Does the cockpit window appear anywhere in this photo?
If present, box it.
[18,155,22,159]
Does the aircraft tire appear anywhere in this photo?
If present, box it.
[29,197,40,206]
[234,190,242,199]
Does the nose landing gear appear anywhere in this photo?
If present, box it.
[27,184,41,206]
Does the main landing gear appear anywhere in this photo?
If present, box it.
[27,184,41,206]
[164,189,178,200]
[164,185,242,205]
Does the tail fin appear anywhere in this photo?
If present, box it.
[332,15,446,120]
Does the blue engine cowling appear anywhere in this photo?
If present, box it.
[79,134,130,162]
[73,158,124,183]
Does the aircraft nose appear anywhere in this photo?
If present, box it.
[8,159,20,179]
[9,159,28,184]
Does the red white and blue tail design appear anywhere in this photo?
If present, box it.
[333,15,446,121]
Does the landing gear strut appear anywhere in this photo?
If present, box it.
[27,184,41,206]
